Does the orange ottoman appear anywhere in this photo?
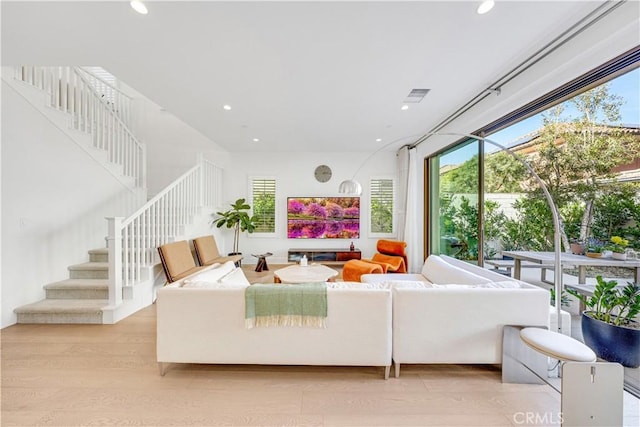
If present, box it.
[342,259,383,282]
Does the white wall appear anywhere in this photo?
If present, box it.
[1,79,142,327]
[125,85,231,197]
[221,150,398,263]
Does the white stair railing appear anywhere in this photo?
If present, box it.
[77,67,131,125]
[107,158,223,306]
[15,66,144,188]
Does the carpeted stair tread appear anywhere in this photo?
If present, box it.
[88,248,108,255]
[44,279,108,290]
[68,262,109,271]
[14,299,107,314]
[88,248,109,262]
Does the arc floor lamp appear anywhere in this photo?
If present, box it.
[338,132,564,331]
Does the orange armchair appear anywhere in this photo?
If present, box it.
[370,239,408,273]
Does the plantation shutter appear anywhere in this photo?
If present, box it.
[252,178,276,233]
[370,178,394,234]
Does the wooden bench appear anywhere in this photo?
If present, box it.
[485,259,554,284]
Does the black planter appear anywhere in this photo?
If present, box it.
[229,252,242,267]
[581,312,640,368]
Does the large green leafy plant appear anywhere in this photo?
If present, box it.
[212,198,257,254]
[567,276,640,327]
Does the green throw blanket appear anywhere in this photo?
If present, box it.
[245,283,327,329]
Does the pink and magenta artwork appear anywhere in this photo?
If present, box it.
[287,197,360,239]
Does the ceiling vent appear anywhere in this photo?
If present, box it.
[404,88,430,103]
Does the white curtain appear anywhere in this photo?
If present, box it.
[396,146,410,241]
[397,146,421,273]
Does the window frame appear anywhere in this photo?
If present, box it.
[369,175,396,238]
[248,176,277,237]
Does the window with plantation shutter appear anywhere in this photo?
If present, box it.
[370,178,395,236]
[250,178,276,234]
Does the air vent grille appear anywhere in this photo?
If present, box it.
[404,88,430,103]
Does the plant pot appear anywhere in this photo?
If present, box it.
[570,243,584,255]
[229,252,242,266]
[585,252,601,258]
[612,252,627,261]
[581,312,640,368]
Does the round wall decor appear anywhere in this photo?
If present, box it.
[314,164,332,183]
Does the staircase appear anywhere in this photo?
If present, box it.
[8,65,225,325]
[14,248,109,324]
[13,156,222,325]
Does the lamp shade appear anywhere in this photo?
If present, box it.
[338,179,362,195]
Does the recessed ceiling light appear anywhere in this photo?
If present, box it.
[376,138,382,142]
[223,105,232,111]
[401,105,409,111]
[252,138,260,142]
[477,0,495,15]
[130,1,148,15]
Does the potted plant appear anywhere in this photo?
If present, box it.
[567,276,640,368]
[569,239,585,255]
[585,239,603,258]
[212,198,257,256]
[607,236,629,261]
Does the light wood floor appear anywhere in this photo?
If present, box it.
[1,265,636,426]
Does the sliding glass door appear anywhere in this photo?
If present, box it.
[428,139,481,263]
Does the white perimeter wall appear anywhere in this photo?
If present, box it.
[1,79,142,327]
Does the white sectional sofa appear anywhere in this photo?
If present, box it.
[156,262,393,378]
[362,255,550,377]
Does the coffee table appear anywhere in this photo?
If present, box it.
[273,264,339,284]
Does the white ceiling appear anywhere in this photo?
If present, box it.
[1,1,610,152]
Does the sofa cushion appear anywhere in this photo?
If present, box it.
[430,283,477,289]
[431,281,523,289]
[328,281,385,289]
[385,280,433,289]
[477,280,523,288]
[182,261,235,286]
[421,255,491,285]
[218,267,251,288]
[182,266,250,289]
[327,281,429,290]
